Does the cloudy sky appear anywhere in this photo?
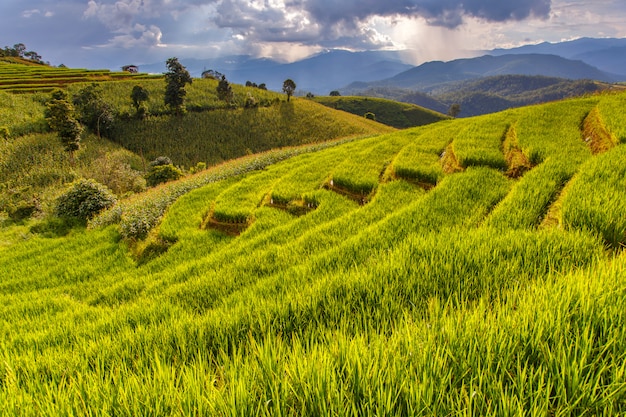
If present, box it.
[2,0,626,69]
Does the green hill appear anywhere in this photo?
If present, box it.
[0,65,393,219]
[312,95,448,128]
[1,79,626,414]
[0,58,160,93]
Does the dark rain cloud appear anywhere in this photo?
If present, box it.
[210,0,553,49]
[292,0,552,28]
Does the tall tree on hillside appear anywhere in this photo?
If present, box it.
[164,57,192,115]
[131,85,150,118]
[73,83,114,138]
[45,89,82,160]
[448,103,461,118]
[217,75,234,104]
[282,79,296,102]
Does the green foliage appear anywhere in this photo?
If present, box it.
[2,86,626,416]
[313,95,447,129]
[364,111,375,120]
[217,75,233,103]
[282,78,296,101]
[45,89,82,155]
[150,156,173,167]
[597,92,626,143]
[110,99,393,168]
[84,151,146,196]
[561,145,626,248]
[447,103,461,117]
[0,59,158,93]
[164,57,192,115]
[72,83,114,137]
[130,85,150,118]
[145,164,183,187]
[55,178,117,221]
[452,113,510,170]
[0,91,48,137]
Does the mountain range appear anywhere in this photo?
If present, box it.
[343,53,624,94]
[138,50,414,95]
[135,37,626,95]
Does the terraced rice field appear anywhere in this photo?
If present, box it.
[1,92,626,415]
[0,59,158,93]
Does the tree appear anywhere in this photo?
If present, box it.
[329,90,341,97]
[24,51,42,62]
[130,85,150,118]
[45,89,82,159]
[13,43,26,57]
[201,69,223,80]
[164,57,192,115]
[448,103,461,118]
[282,79,296,102]
[217,75,233,103]
[55,179,117,222]
[73,83,114,138]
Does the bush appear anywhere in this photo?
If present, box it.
[150,156,173,167]
[86,152,146,196]
[55,179,117,222]
[145,164,183,187]
[364,112,376,120]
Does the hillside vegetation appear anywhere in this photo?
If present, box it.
[311,95,448,128]
[345,75,622,117]
[1,87,626,415]
[0,68,392,219]
[0,58,158,93]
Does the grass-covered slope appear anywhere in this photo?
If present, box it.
[1,92,626,415]
[0,74,392,218]
[111,98,393,167]
[0,58,158,93]
[312,95,448,128]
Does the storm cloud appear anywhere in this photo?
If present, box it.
[210,0,553,48]
[297,0,551,29]
[79,0,553,51]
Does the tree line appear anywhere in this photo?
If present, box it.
[0,43,44,63]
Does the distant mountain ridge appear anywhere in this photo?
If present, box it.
[488,37,626,76]
[133,37,626,108]
[344,53,623,93]
[139,50,413,95]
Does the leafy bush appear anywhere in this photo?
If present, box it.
[85,152,146,196]
[150,156,173,167]
[145,164,183,187]
[55,178,117,221]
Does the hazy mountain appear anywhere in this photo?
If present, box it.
[137,50,413,94]
[345,54,623,93]
[489,37,626,76]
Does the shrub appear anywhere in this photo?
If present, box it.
[55,179,117,221]
[150,156,173,167]
[364,112,376,120]
[244,93,258,108]
[0,126,9,140]
[145,164,183,187]
[7,199,39,221]
[86,152,146,196]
